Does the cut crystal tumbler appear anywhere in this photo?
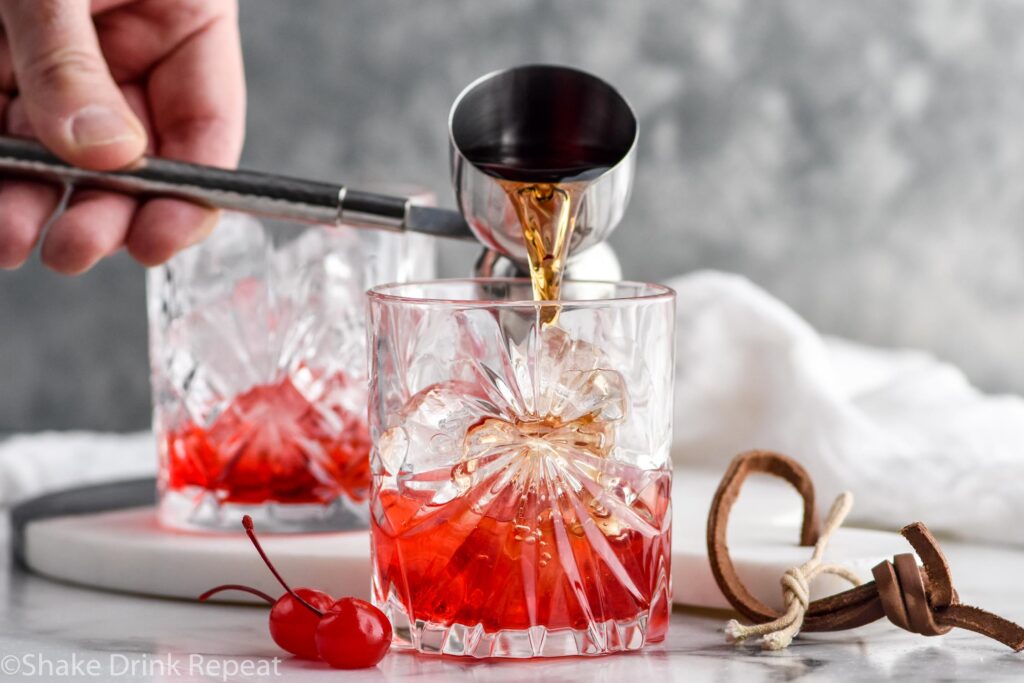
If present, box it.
[150,211,434,531]
[367,279,675,657]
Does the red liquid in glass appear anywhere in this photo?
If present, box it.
[371,467,671,637]
[163,374,371,505]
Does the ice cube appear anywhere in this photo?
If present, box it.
[150,214,371,423]
[380,324,633,510]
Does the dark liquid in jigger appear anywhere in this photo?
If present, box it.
[468,143,619,182]
[465,144,617,308]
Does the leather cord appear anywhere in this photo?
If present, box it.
[706,450,1024,651]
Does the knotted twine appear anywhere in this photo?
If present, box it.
[724,492,861,649]
[707,450,1024,651]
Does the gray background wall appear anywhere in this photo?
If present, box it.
[3,0,1024,432]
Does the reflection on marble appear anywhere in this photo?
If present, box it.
[2,513,1022,682]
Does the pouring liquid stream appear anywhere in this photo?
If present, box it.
[502,181,582,321]
[471,144,619,323]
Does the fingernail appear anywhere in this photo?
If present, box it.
[68,104,143,149]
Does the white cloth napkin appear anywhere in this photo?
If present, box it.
[3,270,1022,545]
[669,271,1024,546]
[0,431,155,507]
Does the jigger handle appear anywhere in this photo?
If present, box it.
[0,135,474,240]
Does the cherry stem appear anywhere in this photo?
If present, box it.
[199,584,276,604]
[242,515,324,618]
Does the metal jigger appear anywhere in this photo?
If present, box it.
[449,64,637,279]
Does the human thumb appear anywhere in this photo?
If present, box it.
[0,0,147,169]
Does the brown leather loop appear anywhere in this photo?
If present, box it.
[894,553,951,636]
[706,450,821,625]
[901,522,954,609]
[873,559,912,631]
[707,450,1024,651]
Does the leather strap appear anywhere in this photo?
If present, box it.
[706,450,1024,651]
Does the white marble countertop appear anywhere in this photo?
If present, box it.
[2,514,1023,683]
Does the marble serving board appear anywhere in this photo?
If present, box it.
[11,471,909,610]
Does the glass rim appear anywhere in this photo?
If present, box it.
[367,277,675,308]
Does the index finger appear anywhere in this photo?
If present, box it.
[125,2,245,265]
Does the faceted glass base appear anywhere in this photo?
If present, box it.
[377,585,670,658]
[157,488,366,533]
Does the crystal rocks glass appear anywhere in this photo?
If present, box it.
[149,210,434,531]
[367,279,675,658]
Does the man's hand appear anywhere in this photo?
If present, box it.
[0,0,245,273]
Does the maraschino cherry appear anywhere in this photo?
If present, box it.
[316,597,393,669]
[199,515,391,669]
